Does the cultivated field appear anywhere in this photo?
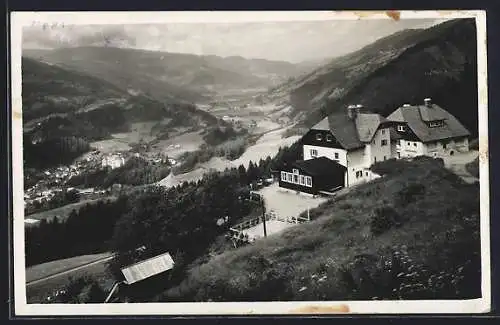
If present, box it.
[91,120,172,154]
[90,138,131,154]
[151,131,205,159]
[110,121,158,144]
[25,196,117,222]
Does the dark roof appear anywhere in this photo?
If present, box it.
[121,252,174,285]
[387,103,470,142]
[311,109,392,150]
[292,157,346,176]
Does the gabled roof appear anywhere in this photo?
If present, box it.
[120,252,175,285]
[292,157,346,176]
[311,109,392,150]
[386,103,470,143]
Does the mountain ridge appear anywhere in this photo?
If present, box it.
[23,46,306,103]
[267,19,479,136]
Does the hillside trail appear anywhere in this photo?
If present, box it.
[442,150,479,184]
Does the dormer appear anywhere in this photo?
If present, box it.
[427,120,445,128]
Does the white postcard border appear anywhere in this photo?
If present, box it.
[10,10,490,315]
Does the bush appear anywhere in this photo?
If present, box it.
[370,206,401,235]
[396,183,426,206]
[51,276,107,304]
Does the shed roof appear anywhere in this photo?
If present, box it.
[120,252,175,285]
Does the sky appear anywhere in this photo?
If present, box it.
[22,19,446,63]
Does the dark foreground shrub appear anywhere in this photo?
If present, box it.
[370,206,401,235]
[397,183,426,206]
[49,276,107,304]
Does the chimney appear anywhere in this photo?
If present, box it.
[424,98,432,107]
[347,105,357,119]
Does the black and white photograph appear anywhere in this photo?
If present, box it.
[11,10,490,315]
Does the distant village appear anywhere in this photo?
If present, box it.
[24,147,178,212]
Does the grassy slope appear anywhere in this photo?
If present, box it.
[26,252,112,283]
[157,158,480,302]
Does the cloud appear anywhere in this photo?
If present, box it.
[22,19,446,62]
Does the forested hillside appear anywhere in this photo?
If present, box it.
[270,19,478,136]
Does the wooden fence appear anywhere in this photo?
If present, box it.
[228,210,311,243]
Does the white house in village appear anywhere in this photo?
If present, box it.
[387,98,470,158]
[279,104,395,195]
[102,154,126,169]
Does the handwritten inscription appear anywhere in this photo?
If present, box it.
[30,21,71,30]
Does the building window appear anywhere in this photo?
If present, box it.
[407,142,411,146]
[300,175,305,185]
[310,149,318,157]
[356,171,363,178]
[305,176,312,187]
[381,129,386,135]
[398,125,406,132]
[334,152,339,159]
[381,139,388,146]
[292,169,299,174]
[326,134,333,142]
[281,172,286,181]
[384,155,387,161]
[287,173,293,182]
[365,172,369,176]
[374,157,377,163]
[413,142,417,147]
[316,133,323,141]
[429,121,444,128]
[293,174,299,184]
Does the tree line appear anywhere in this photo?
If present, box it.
[23,134,91,170]
[25,196,129,266]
